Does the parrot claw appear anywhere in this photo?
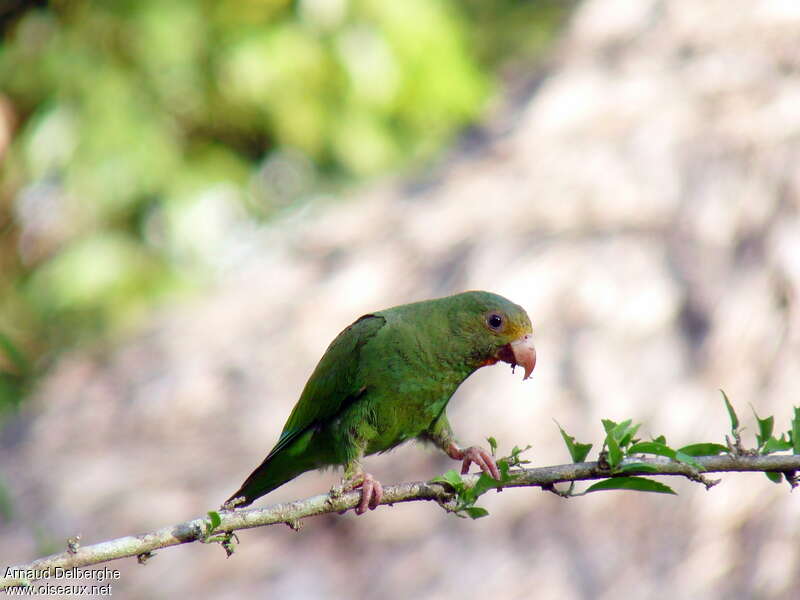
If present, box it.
[356,472,384,515]
[448,444,501,481]
[341,472,384,515]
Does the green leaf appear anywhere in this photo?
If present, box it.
[432,470,464,492]
[618,462,659,473]
[752,408,774,449]
[506,444,532,467]
[573,442,593,463]
[606,432,623,468]
[628,441,676,460]
[601,419,642,455]
[487,436,497,456]
[721,389,739,431]
[618,423,641,449]
[792,407,800,455]
[677,443,728,457]
[585,477,677,495]
[652,435,667,445]
[762,435,793,454]
[463,506,489,519]
[556,421,593,463]
[497,458,511,480]
[764,471,783,484]
[612,419,633,436]
[602,418,642,468]
[602,419,618,435]
[608,419,639,448]
[472,472,501,498]
[207,510,221,531]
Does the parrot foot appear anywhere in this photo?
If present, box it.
[340,472,384,515]
[447,443,501,481]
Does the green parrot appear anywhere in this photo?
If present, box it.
[225,290,535,514]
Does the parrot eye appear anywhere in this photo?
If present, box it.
[486,313,504,331]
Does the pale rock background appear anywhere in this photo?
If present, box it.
[3,1,800,598]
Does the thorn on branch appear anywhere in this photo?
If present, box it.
[220,532,239,557]
[435,495,459,514]
[680,467,721,490]
[3,451,800,590]
[328,483,344,499]
[285,519,303,531]
[327,484,348,512]
[725,432,756,457]
[541,483,572,498]
[202,530,239,557]
[597,450,611,471]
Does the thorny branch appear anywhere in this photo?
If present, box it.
[2,453,799,590]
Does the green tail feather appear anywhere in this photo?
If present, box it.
[226,428,334,507]
[225,456,299,507]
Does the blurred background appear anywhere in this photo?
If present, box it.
[1,0,799,598]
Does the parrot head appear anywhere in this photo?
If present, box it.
[450,291,536,380]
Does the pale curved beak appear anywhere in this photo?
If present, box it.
[510,334,536,380]
[495,333,536,380]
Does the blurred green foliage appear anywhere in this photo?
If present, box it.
[0,0,570,412]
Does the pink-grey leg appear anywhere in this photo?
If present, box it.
[446,443,501,480]
[342,471,384,515]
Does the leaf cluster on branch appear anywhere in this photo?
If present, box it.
[1,392,798,590]
[428,391,799,518]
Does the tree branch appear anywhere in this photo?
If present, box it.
[2,453,798,589]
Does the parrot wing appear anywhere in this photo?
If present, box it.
[225,313,387,506]
[262,313,386,462]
